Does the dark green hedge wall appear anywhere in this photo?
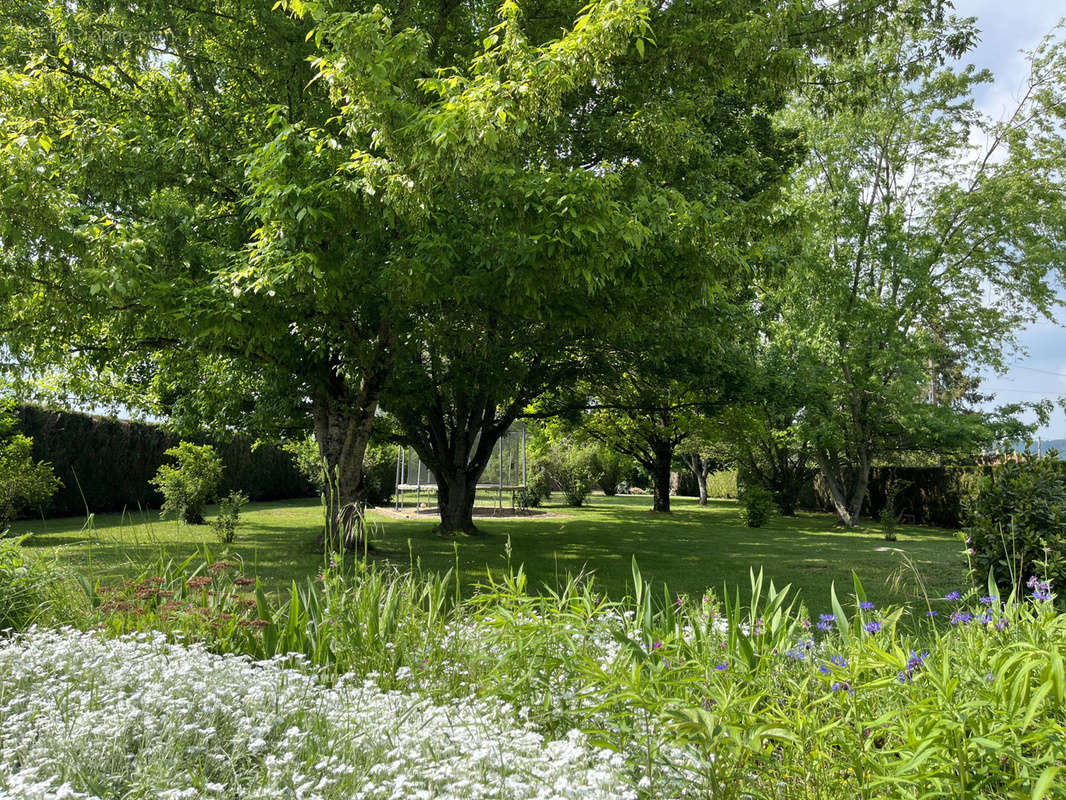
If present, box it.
[17,405,315,518]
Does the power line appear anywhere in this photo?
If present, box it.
[986,387,1065,396]
[1009,364,1066,380]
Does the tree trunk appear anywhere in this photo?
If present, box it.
[406,399,515,536]
[651,445,673,513]
[814,449,871,528]
[683,453,710,507]
[436,470,479,534]
[312,394,376,552]
[310,324,394,552]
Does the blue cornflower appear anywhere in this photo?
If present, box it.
[715,662,729,671]
[816,613,836,632]
[830,681,852,694]
[858,601,875,610]
[995,617,1009,632]
[784,648,805,661]
[898,650,929,683]
[979,595,997,606]
[822,654,847,674]
[863,621,881,634]
[979,611,994,625]
[926,610,938,617]
[1028,576,1053,602]
[944,591,960,601]
[950,611,972,625]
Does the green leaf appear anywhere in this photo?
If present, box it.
[1032,767,1061,800]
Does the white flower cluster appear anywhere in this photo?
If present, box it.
[0,628,636,800]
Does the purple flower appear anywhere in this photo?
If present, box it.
[907,651,928,670]
[1028,577,1053,602]
[715,662,729,671]
[816,613,836,632]
[858,601,875,610]
[979,611,994,625]
[651,641,662,651]
[785,647,805,661]
[944,591,960,601]
[863,620,881,634]
[950,611,972,625]
[926,610,938,617]
[831,681,852,694]
[898,650,929,683]
[995,617,1009,632]
[822,654,847,675]
[979,596,996,606]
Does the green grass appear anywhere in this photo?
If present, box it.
[11,493,965,609]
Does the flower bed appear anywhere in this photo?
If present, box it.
[0,628,632,800]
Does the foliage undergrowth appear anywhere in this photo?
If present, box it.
[0,536,83,631]
[3,535,1064,798]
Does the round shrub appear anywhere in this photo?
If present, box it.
[965,454,1066,602]
[740,485,775,528]
[151,442,224,524]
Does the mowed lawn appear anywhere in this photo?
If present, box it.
[12,494,965,613]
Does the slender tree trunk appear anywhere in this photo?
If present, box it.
[651,444,673,513]
[683,453,711,506]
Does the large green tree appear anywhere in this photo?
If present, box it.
[574,301,753,513]
[0,0,944,545]
[0,0,651,546]
[779,13,1066,527]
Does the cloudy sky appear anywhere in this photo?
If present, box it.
[952,0,1066,441]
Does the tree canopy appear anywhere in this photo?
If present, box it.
[0,0,908,542]
[771,11,1066,526]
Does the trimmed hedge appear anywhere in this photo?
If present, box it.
[801,465,1064,529]
[16,406,315,518]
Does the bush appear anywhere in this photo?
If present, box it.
[0,428,61,533]
[531,442,597,508]
[740,485,775,528]
[708,469,738,499]
[527,469,552,504]
[514,486,540,510]
[559,446,597,507]
[591,447,629,496]
[210,490,249,544]
[965,452,1066,601]
[151,442,224,524]
[879,478,909,542]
